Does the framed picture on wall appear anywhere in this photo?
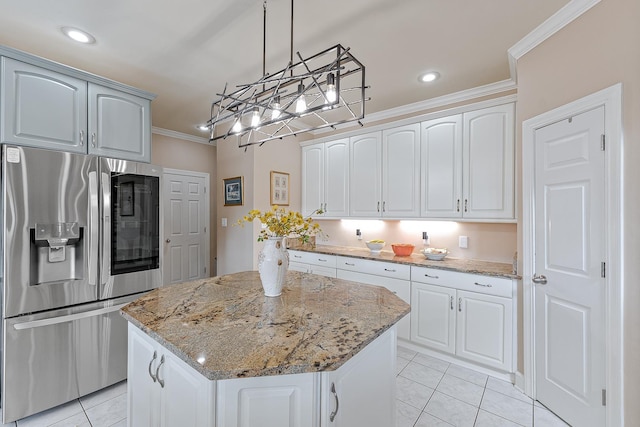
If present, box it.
[223,176,244,206]
[270,171,289,206]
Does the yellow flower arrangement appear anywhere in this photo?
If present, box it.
[236,205,323,243]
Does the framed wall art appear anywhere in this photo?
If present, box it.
[223,176,244,206]
[270,171,289,206]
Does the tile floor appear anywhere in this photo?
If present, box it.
[396,346,570,426]
[1,346,569,427]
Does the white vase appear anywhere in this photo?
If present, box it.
[258,237,289,297]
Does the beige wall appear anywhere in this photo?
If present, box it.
[151,133,217,274]
[316,220,516,263]
[516,0,640,422]
[216,136,305,275]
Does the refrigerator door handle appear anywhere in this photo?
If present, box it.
[12,303,128,330]
[88,170,99,286]
[101,171,111,286]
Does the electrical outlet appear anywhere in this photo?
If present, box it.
[221,218,228,227]
[356,229,362,240]
[459,236,468,249]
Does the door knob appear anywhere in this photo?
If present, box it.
[166,239,171,243]
[532,274,548,284]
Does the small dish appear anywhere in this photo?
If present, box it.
[365,240,385,253]
[421,248,449,261]
[391,244,415,256]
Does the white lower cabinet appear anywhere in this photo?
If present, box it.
[410,267,514,372]
[320,327,396,427]
[289,250,337,278]
[128,323,396,427]
[127,323,215,427]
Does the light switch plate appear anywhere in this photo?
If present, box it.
[221,218,228,227]
[459,236,468,249]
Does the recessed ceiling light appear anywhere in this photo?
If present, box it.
[61,27,96,44]
[197,124,210,131]
[419,71,440,83]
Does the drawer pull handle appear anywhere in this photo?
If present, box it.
[458,297,462,312]
[156,355,165,388]
[384,268,396,272]
[318,258,327,262]
[293,255,302,258]
[450,295,454,310]
[424,274,439,279]
[330,382,339,422]
[474,282,492,288]
[345,262,355,266]
[148,351,158,382]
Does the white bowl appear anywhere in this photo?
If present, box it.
[421,248,449,261]
[365,241,385,253]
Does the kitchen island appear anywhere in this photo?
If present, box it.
[121,270,410,427]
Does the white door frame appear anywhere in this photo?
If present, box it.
[522,84,623,426]
[163,167,211,280]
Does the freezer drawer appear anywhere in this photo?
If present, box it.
[1,295,137,423]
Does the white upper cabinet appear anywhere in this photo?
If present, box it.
[462,104,515,219]
[349,124,420,218]
[382,123,421,217]
[301,138,349,218]
[349,131,382,217]
[1,54,153,162]
[420,115,463,218]
[88,84,151,162]
[1,58,88,153]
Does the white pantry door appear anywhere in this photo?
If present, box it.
[533,106,605,426]
[163,169,209,285]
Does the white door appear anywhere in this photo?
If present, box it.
[533,106,605,426]
[410,282,456,354]
[163,170,209,285]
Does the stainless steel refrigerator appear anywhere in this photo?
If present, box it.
[0,144,162,422]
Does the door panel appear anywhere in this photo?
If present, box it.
[163,171,208,285]
[533,106,605,426]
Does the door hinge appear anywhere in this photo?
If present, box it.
[602,389,606,406]
[601,134,606,151]
[601,262,606,278]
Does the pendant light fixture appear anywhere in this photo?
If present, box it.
[206,0,368,148]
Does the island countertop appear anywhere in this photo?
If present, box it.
[121,271,410,381]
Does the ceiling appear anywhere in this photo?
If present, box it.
[0,0,570,140]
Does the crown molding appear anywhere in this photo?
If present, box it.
[508,0,601,80]
[152,127,213,145]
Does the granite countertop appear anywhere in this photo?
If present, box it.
[121,271,410,381]
[290,244,520,279]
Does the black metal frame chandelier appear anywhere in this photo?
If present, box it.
[207,0,368,148]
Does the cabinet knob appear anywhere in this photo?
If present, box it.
[91,132,97,148]
[532,274,548,285]
[166,239,171,243]
[80,130,85,146]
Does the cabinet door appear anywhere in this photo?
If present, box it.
[289,262,310,273]
[420,115,463,218]
[322,328,396,427]
[217,373,317,427]
[128,324,161,427]
[1,57,87,153]
[301,144,324,217]
[324,138,349,217]
[462,104,514,219]
[88,84,151,162]
[456,290,512,371]
[349,132,381,217]
[411,282,456,354]
[159,353,215,427]
[382,124,420,217]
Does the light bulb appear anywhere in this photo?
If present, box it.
[232,118,242,133]
[325,73,337,103]
[295,83,307,113]
[271,96,281,120]
[251,107,260,127]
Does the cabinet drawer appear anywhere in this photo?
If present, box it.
[336,256,410,280]
[288,250,337,268]
[411,266,512,298]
